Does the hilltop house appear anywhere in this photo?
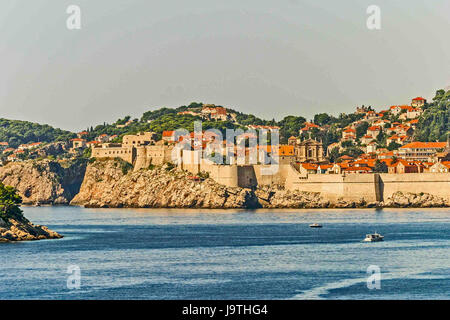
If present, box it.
[201,105,228,121]
[411,97,426,108]
[300,122,321,133]
[70,138,86,150]
[389,105,410,116]
[77,131,89,139]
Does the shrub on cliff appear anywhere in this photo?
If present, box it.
[0,183,24,221]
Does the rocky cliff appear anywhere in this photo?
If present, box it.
[71,159,260,208]
[0,159,87,205]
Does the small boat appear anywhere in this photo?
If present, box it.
[363,232,384,242]
[309,223,323,228]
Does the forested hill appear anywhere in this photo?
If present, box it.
[0,119,76,148]
[415,89,450,142]
[2,87,448,148]
[81,102,276,142]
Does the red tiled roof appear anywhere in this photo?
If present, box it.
[162,131,175,137]
[343,166,372,172]
[400,142,447,149]
[412,97,425,101]
[301,163,319,170]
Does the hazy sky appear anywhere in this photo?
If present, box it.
[0,0,449,132]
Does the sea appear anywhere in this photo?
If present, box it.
[0,206,449,300]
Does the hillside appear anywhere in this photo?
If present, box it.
[415,89,450,142]
[0,118,76,148]
[81,102,273,142]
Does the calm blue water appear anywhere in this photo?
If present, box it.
[0,206,449,300]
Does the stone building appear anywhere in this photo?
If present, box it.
[293,138,325,163]
[91,132,173,169]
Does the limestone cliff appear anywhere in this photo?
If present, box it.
[71,159,260,208]
[0,159,87,205]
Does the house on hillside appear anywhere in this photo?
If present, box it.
[366,126,382,139]
[162,131,176,142]
[70,138,86,150]
[342,128,356,141]
[398,142,447,161]
[411,97,426,108]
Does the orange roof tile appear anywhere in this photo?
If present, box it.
[400,142,447,149]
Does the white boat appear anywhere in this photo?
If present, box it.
[309,223,323,228]
[363,232,384,242]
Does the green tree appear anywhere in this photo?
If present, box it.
[314,113,331,126]
[328,147,340,163]
[387,141,401,151]
[356,121,369,139]
[415,88,450,142]
[374,160,388,173]
[0,183,24,221]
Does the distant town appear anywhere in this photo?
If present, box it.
[1,93,449,178]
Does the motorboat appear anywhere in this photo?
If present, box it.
[363,232,384,242]
[309,223,323,228]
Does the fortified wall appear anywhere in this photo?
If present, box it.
[286,167,450,202]
[178,149,291,188]
[91,143,174,170]
[92,144,450,202]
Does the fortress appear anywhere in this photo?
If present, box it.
[92,132,450,203]
[91,132,175,168]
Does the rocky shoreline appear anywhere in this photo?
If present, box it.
[0,215,62,242]
[70,159,450,209]
[0,182,63,242]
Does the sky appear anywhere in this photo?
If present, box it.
[0,0,449,132]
